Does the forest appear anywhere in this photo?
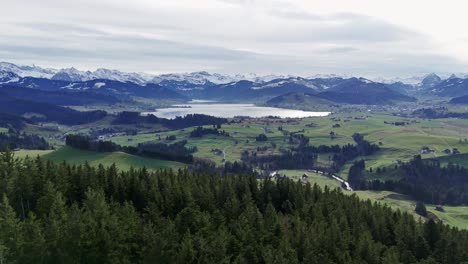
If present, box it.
[0,149,467,263]
[351,156,468,205]
[65,134,196,163]
[242,133,379,172]
[113,112,228,129]
[189,126,230,138]
[0,131,51,150]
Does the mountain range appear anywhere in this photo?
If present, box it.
[1,61,467,105]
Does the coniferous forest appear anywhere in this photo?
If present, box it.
[0,150,467,263]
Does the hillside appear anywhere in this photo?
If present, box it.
[41,146,185,170]
[317,78,416,104]
[3,76,187,101]
[0,92,107,125]
[0,85,121,105]
[265,92,337,110]
[450,95,468,104]
[429,78,468,97]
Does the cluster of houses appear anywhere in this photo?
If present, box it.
[442,148,460,155]
[95,133,125,141]
[420,146,461,155]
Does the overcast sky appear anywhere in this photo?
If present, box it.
[1,0,468,77]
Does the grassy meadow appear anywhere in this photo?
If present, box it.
[108,113,468,175]
[15,146,185,171]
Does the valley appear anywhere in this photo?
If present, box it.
[2,62,468,232]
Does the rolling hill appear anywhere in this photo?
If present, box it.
[449,95,468,104]
[0,85,121,105]
[0,92,107,125]
[317,78,416,104]
[265,92,337,110]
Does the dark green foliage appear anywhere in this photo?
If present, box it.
[0,85,120,106]
[0,131,51,150]
[0,152,467,263]
[0,112,31,130]
[255,134,268,142]
[412,107,468,119]
[241,149,318,170]
[65,134,196,163]
[113,112,227,129]
[415,202,428,217]
[0,93,107,125]
[189,126,229,138]
[364,155,468,205]
[66,134,120,152]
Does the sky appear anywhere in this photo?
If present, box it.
[1,0,468,77]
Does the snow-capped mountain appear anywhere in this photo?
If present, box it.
[371,76,426,85]
[0,62,56,79]
[150,71,236,85]
[51,67,152,85]
[0,71,20,83]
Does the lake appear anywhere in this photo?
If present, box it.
[144,103,330,119]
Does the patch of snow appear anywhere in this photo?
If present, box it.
[94,82,106,89]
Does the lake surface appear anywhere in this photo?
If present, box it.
[144,103,330,119]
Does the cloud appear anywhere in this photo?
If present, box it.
[0,0,466,76]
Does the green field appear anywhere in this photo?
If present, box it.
[14,149,54,158]
[278,170,342,189]
[108,113,468,177]
[16,147,186,171]
[0,127,8,133]
[435,153,468,167]
[356,190,468,230]
[428,206,468,229]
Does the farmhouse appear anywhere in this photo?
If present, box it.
[420,146,435,154]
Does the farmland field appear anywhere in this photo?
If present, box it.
[16,146,185,171]
[109,113,468,173]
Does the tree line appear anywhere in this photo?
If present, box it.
[242,133,379,172]
[0,130,52,150]
[65,134,196,163]
[112,112,227,129]
[189,126,230,138]
[349,155,468,205]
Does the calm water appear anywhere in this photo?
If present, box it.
[144,103,330,119]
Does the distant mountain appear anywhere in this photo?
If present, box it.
[0,85,121,106]
[265,92,336,110]
[6,61,468,103]
[428,77,468,97]
[183,79,319,102]
[0,62,56,78]
[52,67,151,85]
[0,112,32,130]
[2,77,187,101]
[0,71,20,83]
[420,73,442,89]
[450,95,468,104]
[384,82,415,95]
[316,78,416,104]
[0,92,107,125]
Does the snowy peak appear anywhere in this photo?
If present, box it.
[50,67,151,85]
[421,73,442,88]
[52,67,90,82]
[151,72,239,85]
[0,62,56,78]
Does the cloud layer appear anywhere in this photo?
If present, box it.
[1,0,467,77]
